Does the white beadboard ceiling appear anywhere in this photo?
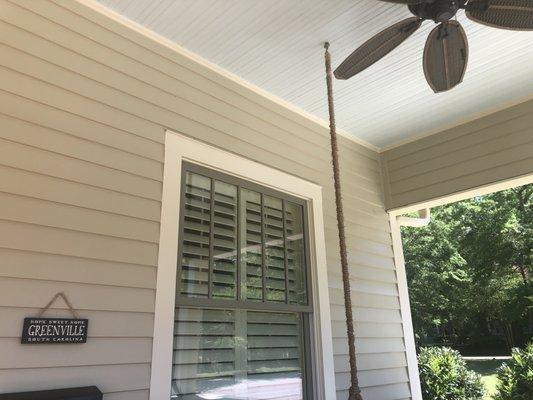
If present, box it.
[96,0,533,149]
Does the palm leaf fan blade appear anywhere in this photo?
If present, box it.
[423,21,469,93]
[466,0,533,31]
[334,17,422,80]
[378,0,427,4]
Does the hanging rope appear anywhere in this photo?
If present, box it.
[324,42,363,400]
[37,292,80,319]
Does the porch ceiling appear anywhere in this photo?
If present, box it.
[96,0,533,150]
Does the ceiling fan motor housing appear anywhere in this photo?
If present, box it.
[409,0,466,23]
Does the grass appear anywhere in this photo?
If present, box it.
[465,359,504,400]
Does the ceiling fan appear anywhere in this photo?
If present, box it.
[334,0,533,93]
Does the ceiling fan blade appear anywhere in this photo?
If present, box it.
[378,0,427,4]
[334,17,422,80]
[466,0,533,31]
[423,21,469,93]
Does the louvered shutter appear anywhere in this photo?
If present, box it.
[173,166,310,400]
[246,311,304,399]
[172,309,303,399]
[173,308,237,398]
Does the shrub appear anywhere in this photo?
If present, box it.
[418,346,485,400]
[494,343,533,400]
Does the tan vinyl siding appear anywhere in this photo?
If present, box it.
[0,1,409,399]
[381,99,533,210]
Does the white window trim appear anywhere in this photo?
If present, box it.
[149,130,336,400]
[389,216,423,400]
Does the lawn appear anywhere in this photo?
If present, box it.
[465,359,505,400]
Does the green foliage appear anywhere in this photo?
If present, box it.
[403,184,532,349]
[418,346,485,399]
[494,343,533,400]
[403,213,470,336]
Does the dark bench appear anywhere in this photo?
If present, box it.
[0,386,102,400]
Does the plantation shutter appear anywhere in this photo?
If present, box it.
[173,165,311,400]
[246,311,303,382]
[173,308,237,398]
[172,308,304,399]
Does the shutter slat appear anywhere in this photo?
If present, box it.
[173,362,236,380]
[247,359,301,374]
[173,349,235,364]
[174,335,236,351]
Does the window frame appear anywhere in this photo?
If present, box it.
[174,162,314,399]
[176,161,313,314]
[149,130,336,400]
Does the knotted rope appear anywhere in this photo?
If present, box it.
[324,42,363,400]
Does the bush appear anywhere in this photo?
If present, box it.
[494,343,533,400]
[418,346,485,400]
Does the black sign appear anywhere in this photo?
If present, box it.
[21,318,88,344]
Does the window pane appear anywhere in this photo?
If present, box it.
[285,202,307,305]
[264,196,286,302]
[172,308,237,399]
[180,172,211,298]
[240,189,263,301]
[212,180,237,299]
[179,166,309,306]
[172,309,304,400]
[246,311,304,399]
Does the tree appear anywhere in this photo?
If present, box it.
[402,213,470,339]
[402,184,532,351]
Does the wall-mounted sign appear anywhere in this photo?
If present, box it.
[21,318,88,344]
[21,292,88,345]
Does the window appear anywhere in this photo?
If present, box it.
[172,163,312,400]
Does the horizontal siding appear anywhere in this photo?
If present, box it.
[0,135,161,199]
[0,277,154,313]
[334,352,407,372]
[0,165,161,221]
[0,337,151,368]
[0,220,158,266]
[104,391,149,400]
[0,1,411,399]
[336,367,409,392]
[0,192,160,243]
[333,338,406,356]
[381,99,533,209]
[0,248,156,288]
[0,364,151,395]
[0,112,162,179]
[0,89,164,161]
